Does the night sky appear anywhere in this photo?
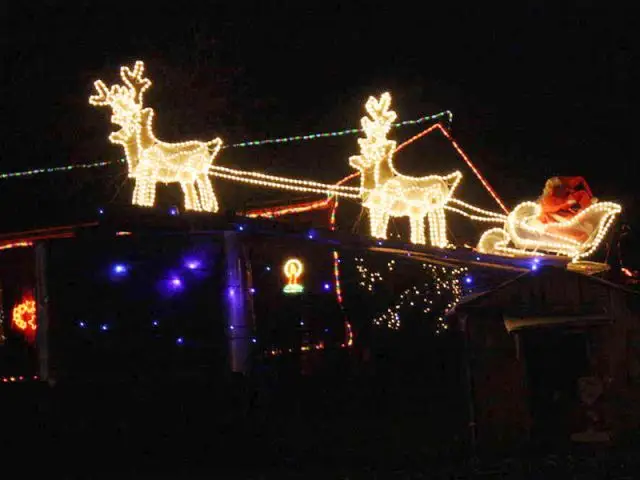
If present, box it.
[2,2,636,236]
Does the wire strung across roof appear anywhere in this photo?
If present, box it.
[0,110,453,181]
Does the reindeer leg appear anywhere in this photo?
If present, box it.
[419,217,427,245]
[143,180,156,207]
[409,215,426,245]
[135,176,155,207]
[132,179,142,206]
[131,169,157,208]
[181,182,201,211]
[132,177,154,207]
[380,212,390,239]
[369,207,380,238]
[196,174,218,213]
[369,207,389,239]
[427,208,447,247]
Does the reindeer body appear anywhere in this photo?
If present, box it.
[90,61,222,212]
[355,150,461,246]
[350,93,461,247]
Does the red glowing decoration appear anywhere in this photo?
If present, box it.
[0,241,33,251]
[11,294,36,342]
[539,177,595,223]
[246,197,335,219]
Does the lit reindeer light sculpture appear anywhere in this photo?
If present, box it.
[349,93,462,247]
[89,61,223,212]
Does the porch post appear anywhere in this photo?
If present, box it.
[459,312,478,459]
[34,242,51,384]
[223,231,254,374]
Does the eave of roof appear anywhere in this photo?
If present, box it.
[448,265,639,316]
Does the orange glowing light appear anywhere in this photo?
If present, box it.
[0,241,33,251]
[246,198,334,218]
[11,294,36,341]
[283,258,304,294]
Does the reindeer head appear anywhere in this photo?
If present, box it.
[89,61,152,145]
[349,144,373,172]
[349,140,396,171]
[349,93,397,184]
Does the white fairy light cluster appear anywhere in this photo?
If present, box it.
[90,61,223,212]
[355,257,384,292]
[353,255,467,332]
[349,93,462,247]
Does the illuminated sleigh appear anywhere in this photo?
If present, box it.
[477,200,621,261]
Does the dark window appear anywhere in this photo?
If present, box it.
[46,234,226,382]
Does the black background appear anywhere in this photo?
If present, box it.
[2,2,636,233]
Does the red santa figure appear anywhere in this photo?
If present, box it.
[538,176,598,242]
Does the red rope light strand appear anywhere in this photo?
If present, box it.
[436,125,510,214]
[394,124,440,153]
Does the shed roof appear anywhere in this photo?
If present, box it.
[448,265,639,318]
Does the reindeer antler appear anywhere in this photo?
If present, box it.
[353,92,397,161]
[120,61,151,105]
[89,80,113,106]
[89,61,151,107]
[362,92,397,139]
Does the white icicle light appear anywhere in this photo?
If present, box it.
[90,61,223,212]
[349,93,462,247]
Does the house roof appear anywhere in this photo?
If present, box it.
[0,205,567,275]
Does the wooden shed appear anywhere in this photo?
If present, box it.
[448,265,640,453]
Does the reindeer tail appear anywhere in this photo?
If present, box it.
[444,171,463,187]
[206,137,224,154]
